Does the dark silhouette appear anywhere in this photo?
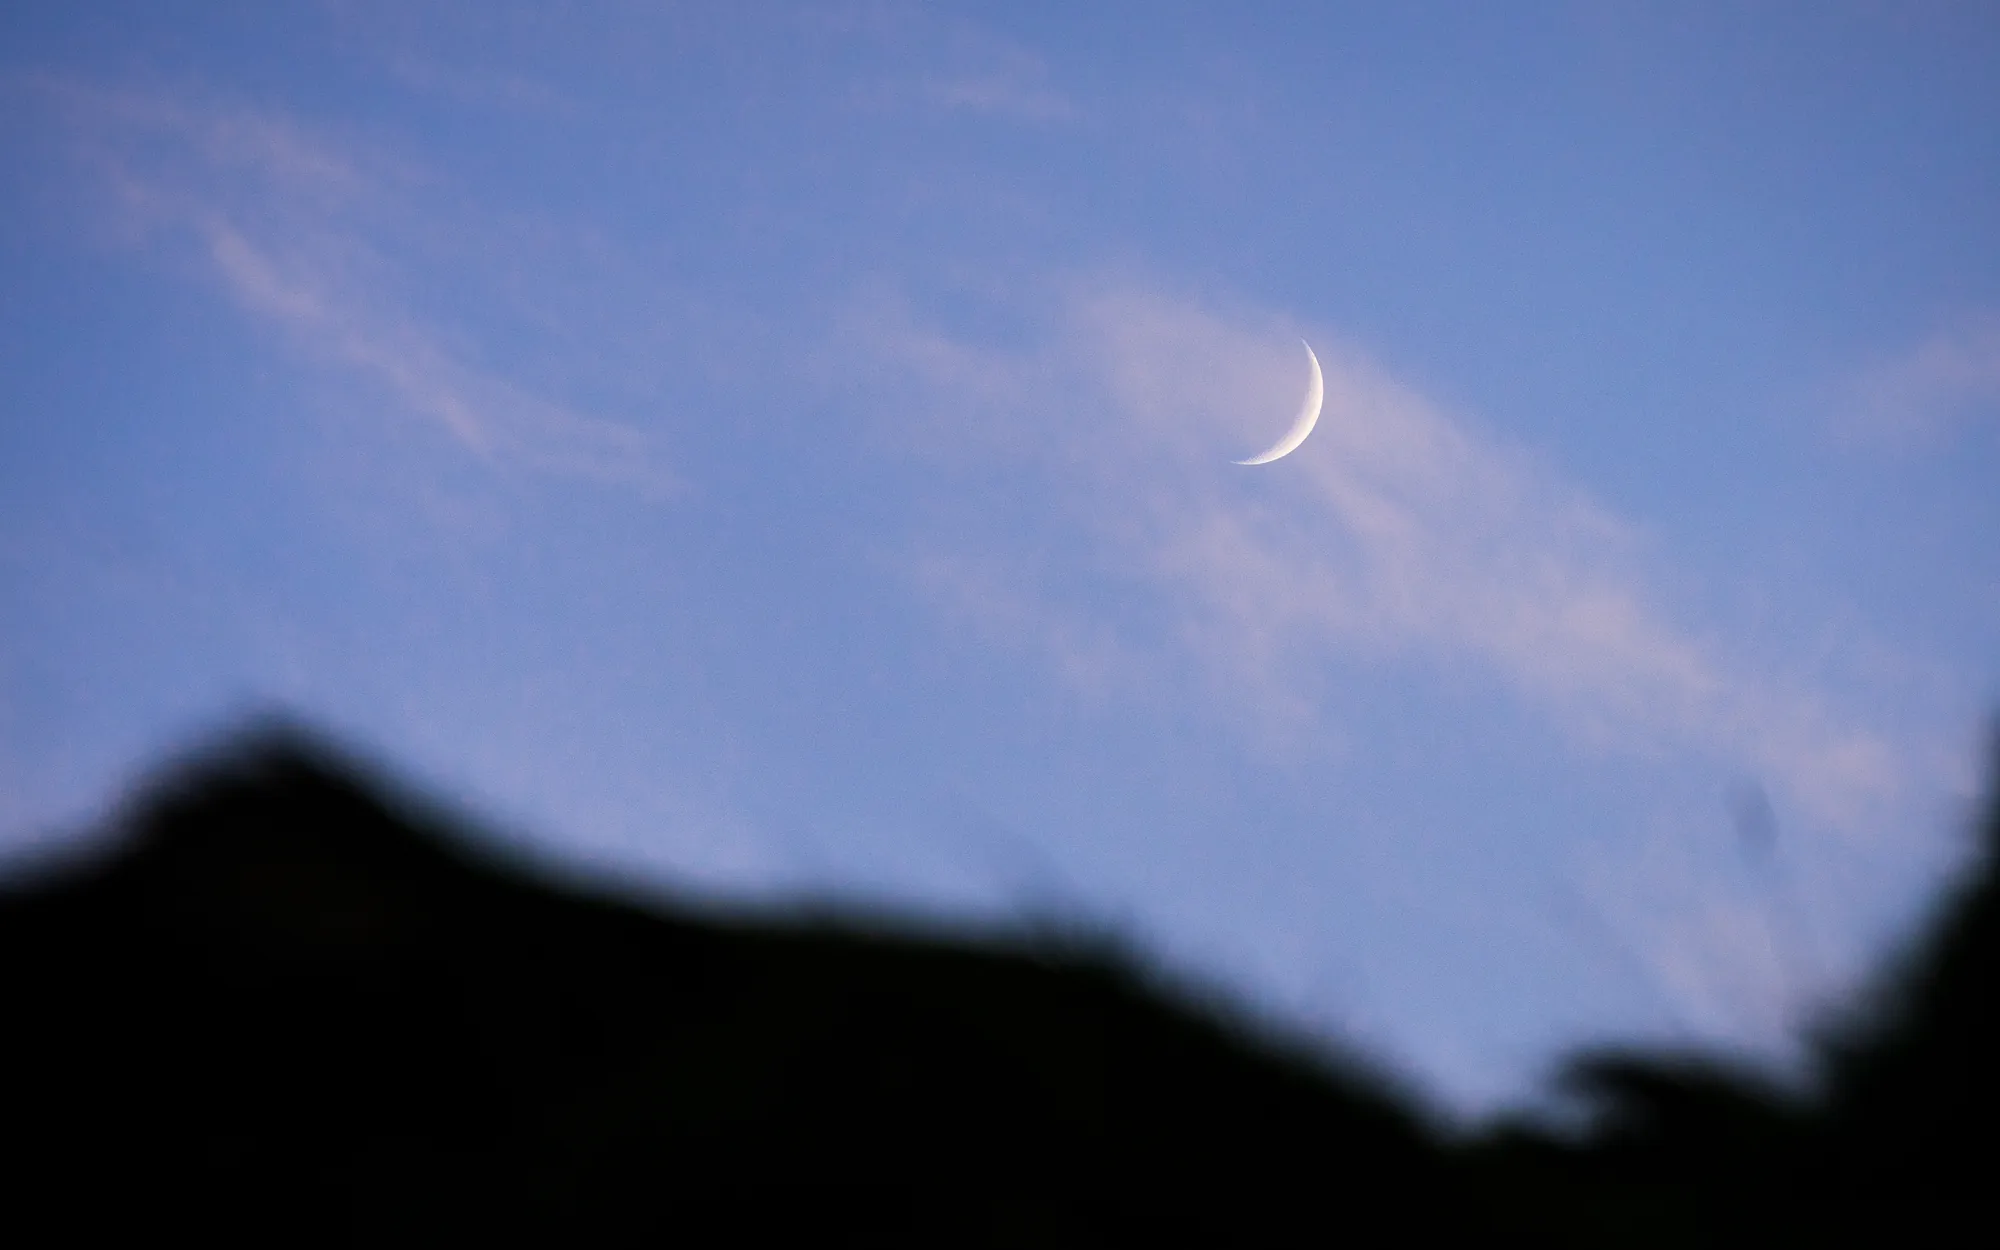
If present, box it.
[2,721,1994,1244]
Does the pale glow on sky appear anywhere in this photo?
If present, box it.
[3,2,1996,1116]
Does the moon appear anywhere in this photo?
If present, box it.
[1234,340,1324,466]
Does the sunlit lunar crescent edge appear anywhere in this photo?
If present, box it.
[1234,340,1324,465]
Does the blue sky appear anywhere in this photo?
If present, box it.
[3,2,1997,1117]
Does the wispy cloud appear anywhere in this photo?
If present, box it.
[375,49,573,115]
[1562,801,1831,1065]
[924,70,1075,124]
[1839,311,2000,449]
[845,279,1904,835]
[36,79,675,496]
[833,10,1078,125]
[909,551,1139,702]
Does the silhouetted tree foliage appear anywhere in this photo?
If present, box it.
[2,723,1994,1244]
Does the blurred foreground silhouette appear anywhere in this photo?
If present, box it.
[2,724,1993,1244]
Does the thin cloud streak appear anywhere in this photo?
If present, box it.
[38,80,676,497]
[827,7,1080,126]
[1840,311,2000,449]
[925,72,1076,123]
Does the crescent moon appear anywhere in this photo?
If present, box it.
[1234,340,1324,466]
